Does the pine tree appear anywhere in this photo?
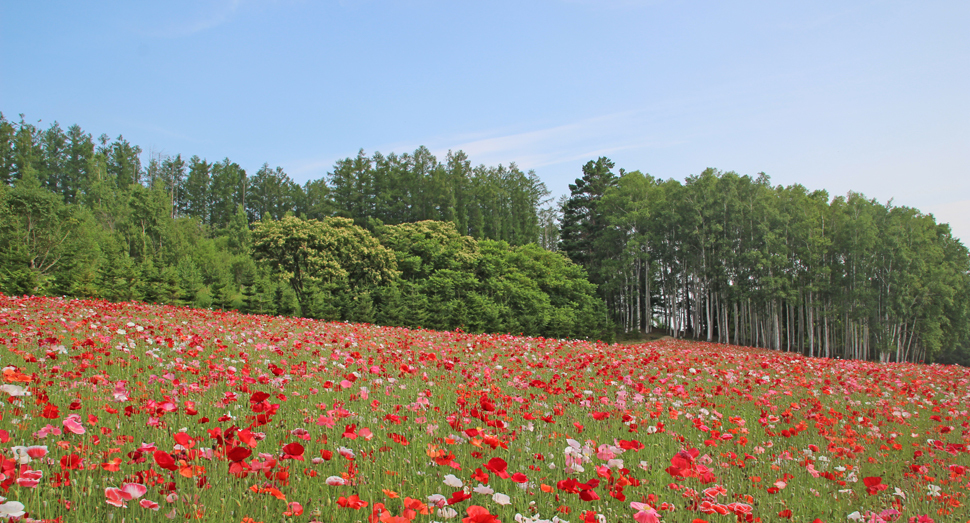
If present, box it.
[0,113,16,186]
[559,157,618,277]
[106,136,142,189]
[64,124,94,204]
[184,156,211,224]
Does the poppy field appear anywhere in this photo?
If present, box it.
[0,295,968,523]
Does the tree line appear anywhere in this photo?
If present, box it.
[3,112,968,364]
[0,114,555,245]
[0,112,602,339]
[559,158,970,365]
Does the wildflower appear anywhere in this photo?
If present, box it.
[437,507,459,519]
[444,474,464,488]
[463,505,500,523]
[337,494,368,510]
[0,385,27,397]
[0,500,26,519]
[492,492,511,505]
[62,414,85,435]
[473,484,494,495]
[105,483,147,507]
[863,476,888,495]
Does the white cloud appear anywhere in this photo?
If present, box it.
[559,0,666,8]
[427,111,687,171]
[143,0,244,38]
[286,156,341,178]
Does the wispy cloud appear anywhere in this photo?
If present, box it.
[143,0,244,38]
[283,110,688,183]
[287,156,341,178]
[559,0,666,8]
[428,111,687,170]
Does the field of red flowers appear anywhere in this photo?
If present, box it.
[0,295,968,523]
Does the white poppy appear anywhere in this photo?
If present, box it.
[492,492,511,505]
[442,474,463,488]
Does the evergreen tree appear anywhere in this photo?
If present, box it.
[210,271,236,311]
[106,136,142,189]
[294,178,331,221]
[329,149,373,224]
[64,124,94,204]
[0,113,15,186]
[226,204,251,256]
[209,158,246,230]
[240,279,259,314]
[39,122,68,196]
[247,164,295,222]
[176,257,204,306]
[138,256,163,303]
[184,156,211,224]
[158,265,184,305]
[11,115,42,183]
[559,157,618,278]
[161,154,186,219]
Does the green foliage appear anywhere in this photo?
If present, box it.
[367,221,610,339]
[570,162,970,364]
[105,136,142,189]
[560,157,619,277]
[328,147,549,244]
[95,237,142,302]
[3,112,964,360]
[226,204,252,256]
[252,216,398,317]
[374,221,479,279]
[0,114,16,186]
[2,171,94,295]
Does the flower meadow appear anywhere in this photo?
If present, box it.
[0,296,968,523]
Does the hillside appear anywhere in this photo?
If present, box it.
[0,295,967,521]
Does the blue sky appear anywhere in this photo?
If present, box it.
[2,1,968,242]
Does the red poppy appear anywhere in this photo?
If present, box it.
[281,442,305,461]
[484,457,509,478]
[227,446,252,462]
[388,433,409,446]
[153,451,178,471]
[173,432,195,449]
[447,490,472,505]
[41,404,60,419]
[863,476,888,495]
[60,454,82,470]
[472,468,490,484]
[463,505,500,523]
[337,494,368,510]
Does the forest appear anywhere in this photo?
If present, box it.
[0,113,606,341]
[2,112,968,364]
[559,158,970,365]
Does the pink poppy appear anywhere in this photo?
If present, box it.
[63,414,85,435]
[105,488,129,508]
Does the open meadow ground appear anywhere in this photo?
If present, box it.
[0,295,968,522]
